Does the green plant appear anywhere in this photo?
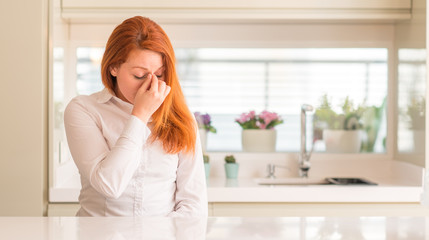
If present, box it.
[360,98,386,152]
[407,96,425,130]
[314,94,386,152]
[203,154,210,164]
[314,94,366,131]
[224,155,236,164]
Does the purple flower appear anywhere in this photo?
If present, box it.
[194,112,217,133]
[202,114,211,126]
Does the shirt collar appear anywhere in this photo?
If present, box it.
[96,88,114,104]
[96,88,152,122]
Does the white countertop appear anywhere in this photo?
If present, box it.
[50,176,423,203]
[1,216,427,239]
[206,177,422,202]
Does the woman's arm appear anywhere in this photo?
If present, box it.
[168,126,208,217]
[64,97,151,199]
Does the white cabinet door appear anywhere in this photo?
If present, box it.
[61,0,412,23]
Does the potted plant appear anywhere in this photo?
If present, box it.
[194,112,217,153]
[407,96,425,153]
[360,98,386,152]
[314,95,366,153]
[235,110,284,152]
[203,154,210,178]
[224,155,239,179]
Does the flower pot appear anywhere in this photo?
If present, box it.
[225,179,239,187]
[241,129,276,152]
[199,129,208,152]
[323,129,362,153]
[204,163,210,178]
[224,163,239,179]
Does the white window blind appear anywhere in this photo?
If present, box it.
[176,48,388,152]
[69,47,388,152]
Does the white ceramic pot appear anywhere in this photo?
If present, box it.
[323,129,362,153]
[199,129,208,153]
[241,129,277,152]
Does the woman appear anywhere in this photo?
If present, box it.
[64,16,208,217]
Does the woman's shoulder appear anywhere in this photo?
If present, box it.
[65,89,109,116]
[68,89,111,107]
[66,94,93,111]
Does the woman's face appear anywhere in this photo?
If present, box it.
[110,49,164,104]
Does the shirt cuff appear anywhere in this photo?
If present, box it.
[121,115,152,145]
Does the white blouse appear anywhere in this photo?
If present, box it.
[64,88,208,217]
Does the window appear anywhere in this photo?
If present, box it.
[397,49,426,153]
[49,21,401,203]
[177,48,387,152]
[65,47,388,153]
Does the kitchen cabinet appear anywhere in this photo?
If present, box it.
[61,0,411,23]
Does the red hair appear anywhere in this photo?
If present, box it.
[101,16,196,154]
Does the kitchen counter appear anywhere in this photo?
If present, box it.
[50,176,423,203]
[1,216,427,239]
[206,177,422,202]
[50,158,424,203]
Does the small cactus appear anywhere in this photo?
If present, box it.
[203,154,210,164]
[224,155,236,164]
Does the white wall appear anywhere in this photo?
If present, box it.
[0,0,48,215]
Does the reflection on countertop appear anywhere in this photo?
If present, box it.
[0,216,426,240]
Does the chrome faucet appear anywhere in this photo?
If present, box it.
[300,104,314,178]
[266,164,289,179]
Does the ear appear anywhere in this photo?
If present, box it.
[110,66,118,77]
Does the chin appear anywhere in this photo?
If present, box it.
[128,96,136,104]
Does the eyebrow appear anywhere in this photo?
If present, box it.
[132,66,164,71]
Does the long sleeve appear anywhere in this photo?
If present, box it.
[167,127,208,217]
[64,97,151,199]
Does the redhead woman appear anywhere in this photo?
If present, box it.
[64,16,207,217]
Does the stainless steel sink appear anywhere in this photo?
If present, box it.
[326,177,377,185]
[254,177,329,185]
[254,177,377,186]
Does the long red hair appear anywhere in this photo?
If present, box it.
[101,16,196,154]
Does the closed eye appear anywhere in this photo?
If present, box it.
[134,74,148,80]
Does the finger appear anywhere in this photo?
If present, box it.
[158,80,166,93]
[150,74,158,92]
[139,74,152,92]
[136,74,151,93]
